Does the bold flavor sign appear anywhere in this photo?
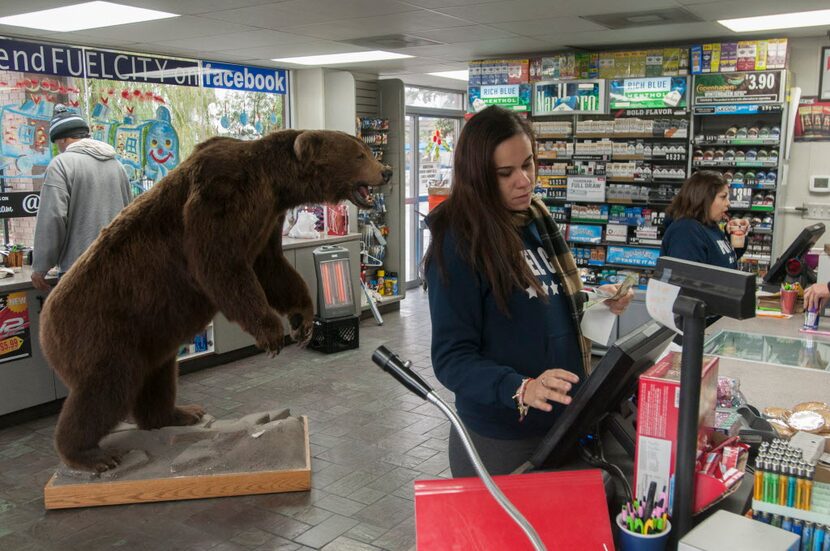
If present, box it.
[609,77,688,109]
[0,292,31,363]
[693,71,785,105]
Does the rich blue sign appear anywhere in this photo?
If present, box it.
[202,61,287,94]
[0,37,200,86]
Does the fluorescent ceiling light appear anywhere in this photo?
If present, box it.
[428,70,469,81]
[719,9,830,32]
[0,1,178,32]
[273,51,413,65]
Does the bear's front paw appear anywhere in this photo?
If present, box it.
[255,315,285,356]
[289,311,314,348]
[173,404,206,426]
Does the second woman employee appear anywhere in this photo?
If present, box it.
[661,171,748,269]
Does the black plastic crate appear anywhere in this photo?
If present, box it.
[308,315,359,354]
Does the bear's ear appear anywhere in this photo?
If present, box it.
[293,131,324,164]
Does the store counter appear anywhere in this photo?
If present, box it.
[704,314,830,411]
[0,233,361,421]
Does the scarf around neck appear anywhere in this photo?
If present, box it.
[511,197,592,374]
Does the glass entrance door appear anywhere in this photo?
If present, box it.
[404,115,460,287]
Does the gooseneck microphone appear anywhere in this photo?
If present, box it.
[372,346,547,551]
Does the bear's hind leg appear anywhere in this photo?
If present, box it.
[55,378,131,472]
[132,357,205,430]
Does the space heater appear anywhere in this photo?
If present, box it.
[309,245,359,353]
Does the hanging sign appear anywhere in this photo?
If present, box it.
[609,77,688,109]
[0,37,200,86]
[468,84,531,112]
[692,71,785,105]
[533,79,605,116]
[202,61,287,94]
[693,104,782,115]
[0,192,39,219]
[607,246,660,267]
[566,176,606,202]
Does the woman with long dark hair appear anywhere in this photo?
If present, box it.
[661,171,748,269]
[423,106,633,477]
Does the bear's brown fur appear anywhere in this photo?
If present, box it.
[40,129,390,472]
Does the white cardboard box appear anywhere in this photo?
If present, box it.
[678,510,798,551]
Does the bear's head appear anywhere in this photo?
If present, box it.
[293,130,392,209]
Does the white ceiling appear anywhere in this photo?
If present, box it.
[1,0,829,90]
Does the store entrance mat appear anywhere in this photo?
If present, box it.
[43,410,310,510]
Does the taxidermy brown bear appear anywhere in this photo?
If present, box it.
[40,129,391,472]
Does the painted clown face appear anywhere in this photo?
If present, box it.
[144,119,179,180]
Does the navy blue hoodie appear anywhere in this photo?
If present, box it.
[426,221,584,439]
[660,218,745,269]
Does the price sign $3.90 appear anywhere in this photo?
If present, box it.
[746,72,776,91]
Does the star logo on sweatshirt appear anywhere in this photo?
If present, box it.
[526,286,538,299]
[550,283,560,296]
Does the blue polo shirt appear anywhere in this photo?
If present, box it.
[660,218,745,269]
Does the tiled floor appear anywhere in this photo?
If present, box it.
[0,291,453,550]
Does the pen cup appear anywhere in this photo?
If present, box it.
[780,290,798,315]
[616,513,671,551]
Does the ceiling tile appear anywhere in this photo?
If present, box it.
[272,0,417,19]
[154,29,305,52]
[58,15,257,42]
[490,16,608,36]
[324,56,447,72]
[397,36,559,62]
[200,4,331,28]
[286,10,473,41]
[687,0,830,21]
[121,0,288,16]
[435,0,678,23]
[410,25,518,43]
[549,22,729,48]
[220,40,363,60]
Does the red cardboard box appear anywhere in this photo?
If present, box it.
[634,351,719,513]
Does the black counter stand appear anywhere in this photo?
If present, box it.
[653,257,757,543]
[672,294,707,542]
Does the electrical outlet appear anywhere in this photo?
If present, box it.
[803,202,830,220]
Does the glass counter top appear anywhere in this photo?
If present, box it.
[703,330,830,371]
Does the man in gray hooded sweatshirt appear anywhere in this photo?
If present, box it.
[31,105,132,293]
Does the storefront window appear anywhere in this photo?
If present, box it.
[405,86,463,110]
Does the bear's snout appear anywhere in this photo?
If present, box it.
[381,168,392,183]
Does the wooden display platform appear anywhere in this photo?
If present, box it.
[44,416,311,510]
